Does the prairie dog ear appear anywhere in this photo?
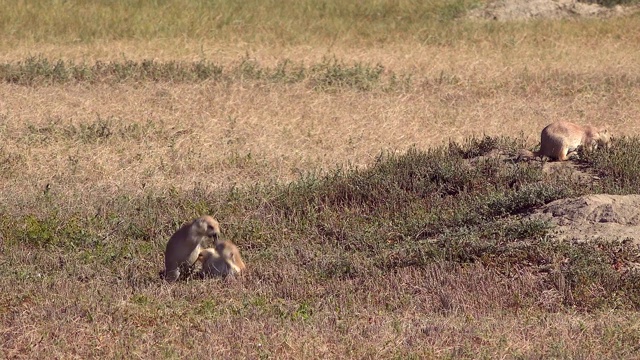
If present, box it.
[194,218,207,229]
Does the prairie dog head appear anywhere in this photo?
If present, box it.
[191,216,220,241]
[596,128,611,148]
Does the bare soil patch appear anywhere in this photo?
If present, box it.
[529,194,640,244]
[469,0,638,20]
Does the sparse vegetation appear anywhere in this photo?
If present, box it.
[0,56,408,91]
[0,0,478,46]
[2,0,640,358]
[4,135,640,357]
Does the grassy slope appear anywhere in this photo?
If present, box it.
[3,137,640,358]
[2,1,640,358]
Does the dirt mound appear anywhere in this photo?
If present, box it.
[468,0,634,21]
[528,194,640,244]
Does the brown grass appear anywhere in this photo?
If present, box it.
[3,8,640,359]
[2,43,639,216]
[4,248,640,358]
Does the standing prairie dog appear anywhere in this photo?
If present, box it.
[162,215,220,282]
[198,240,246,278]
[518,121,611,161]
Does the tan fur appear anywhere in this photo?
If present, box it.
[198,240,246,278]
[519,121,610,161]
[161,215,220,282]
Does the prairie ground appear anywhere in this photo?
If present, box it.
[2,1,640,358]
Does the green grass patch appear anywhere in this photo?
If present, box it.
[578,136,640,193]
[0,0,480,45]
[0,56,411,91]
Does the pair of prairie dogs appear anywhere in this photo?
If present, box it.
[162,215,246,282]
[519,120,611,161]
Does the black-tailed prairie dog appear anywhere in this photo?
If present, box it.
[198,240,246,278]
[519,121,610,161]
[162,215,220,282]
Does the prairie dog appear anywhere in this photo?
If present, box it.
[162,216,220,282]
[519,121,610,161]
[198,240,246,277]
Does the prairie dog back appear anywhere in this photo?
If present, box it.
[198,239,246,277]
[216,240,246,274]
[520,121,610,161]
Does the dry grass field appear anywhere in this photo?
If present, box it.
[2,0,640,358]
